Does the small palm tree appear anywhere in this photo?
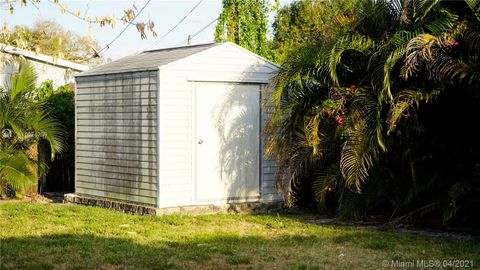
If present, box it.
[0,62,64,196]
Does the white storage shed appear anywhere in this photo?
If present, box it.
[74,42,281,209]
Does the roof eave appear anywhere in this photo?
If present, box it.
[75,67,160,78]
[224,42,282,70]
[0,43,89,72]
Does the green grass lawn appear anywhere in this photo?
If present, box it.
[0,202,479,270]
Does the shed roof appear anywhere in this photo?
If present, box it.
[1,43,89,72]
[76,43,221,77]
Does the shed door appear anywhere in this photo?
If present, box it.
[195,83,260,202]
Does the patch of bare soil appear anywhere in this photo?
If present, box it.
[0,192,65,204]
[22,193,53,203]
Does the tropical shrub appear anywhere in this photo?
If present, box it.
[267,0,480,225]
[0,63,64,196]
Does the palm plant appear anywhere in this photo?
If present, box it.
[0,63,64,196]
[267,0,480,222]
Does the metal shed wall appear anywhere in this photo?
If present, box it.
[261,85,282,202]
[75,71,158,205]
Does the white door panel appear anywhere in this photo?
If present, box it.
[195,83,260,202]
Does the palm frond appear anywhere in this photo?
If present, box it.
[422,8,458,35]
[463,28,480,58]
[382,46,408,102]
[34,114,65,154]
[338,87,384,191]
[388,0,404,17]
[354,0,401,39]
[340,126,375,192]
[274,135,318,201]
[389,30,421,47]
[412,0,441,22]
[403,33,438,80]
[0,148,37,193]
[426,51,478,85]
[312,163,341,207]
[465,0,480,22]
[0,95,27,141]
[9,63,37,102]
[387,88,441,132]
[350,87,386,151]
[329,33,377,85]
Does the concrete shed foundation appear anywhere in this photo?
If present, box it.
[64,193,284,216]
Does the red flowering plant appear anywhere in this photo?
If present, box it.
[320,86,358,127]
[443,31,459,48]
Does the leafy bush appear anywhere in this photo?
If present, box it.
[36,81,75,192]
[268,0,480,226]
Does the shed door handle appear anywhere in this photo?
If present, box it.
[198,139,204,145]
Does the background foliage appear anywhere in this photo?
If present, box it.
[36,81,75,192]
[215,0,277,59]
[270,0,361,63]
[1,20,101,64]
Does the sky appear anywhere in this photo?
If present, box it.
[1,0,291,61]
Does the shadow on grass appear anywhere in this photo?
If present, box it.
[2,229,479,270]
[0,233,327,270]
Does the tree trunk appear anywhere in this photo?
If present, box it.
[37,140,51,194]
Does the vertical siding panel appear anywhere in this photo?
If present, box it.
[261,84,283,202]
[156,69,161,208]
[75,71,158,206]
[158,69,193,207]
